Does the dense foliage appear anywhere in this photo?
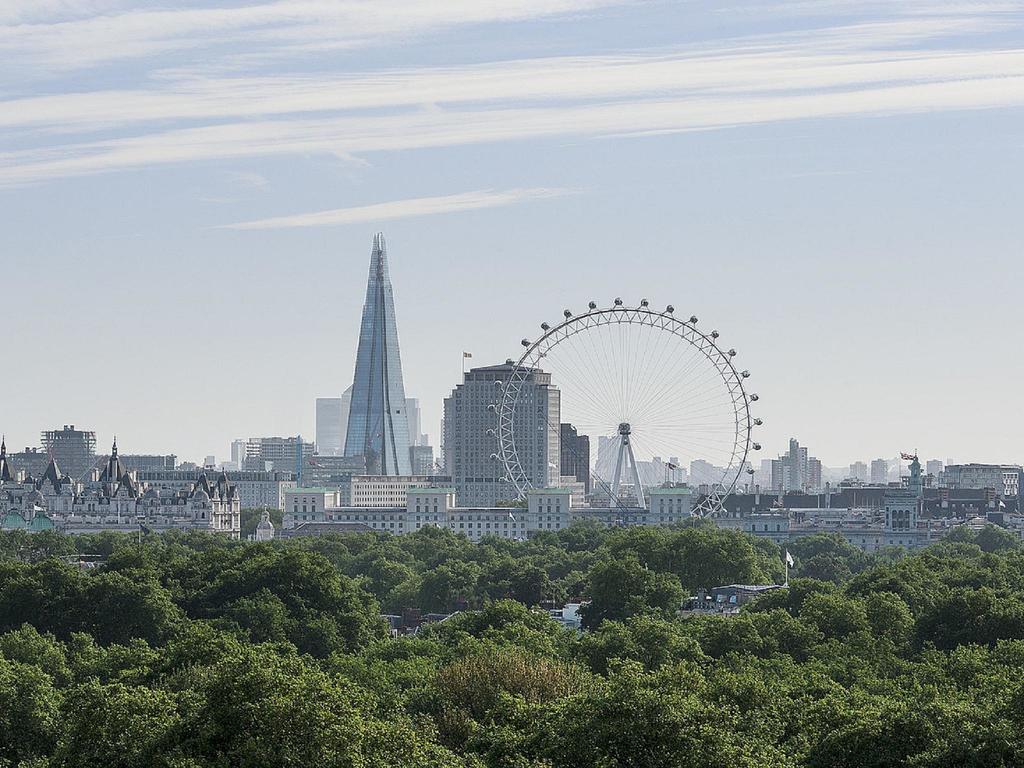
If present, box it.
[2,523,1024,766]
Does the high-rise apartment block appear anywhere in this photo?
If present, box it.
[870,458,889,485]
[443,363,560,507]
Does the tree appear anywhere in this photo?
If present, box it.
[580,556,684,630]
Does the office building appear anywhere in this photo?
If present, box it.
[443,363,560,506]
[344,233,413,475]
[315,396,346,456]
[406,397,430,447]
[120,454,177,472]
[943,463,1023,498]
[40,425,97,481]
[244,436,313,474]
[300,454,366,488]
[926,459,944,480]
[560,423,591,495]
[849,461,868,482]
[870,458,889,485]
[409,445,435,476]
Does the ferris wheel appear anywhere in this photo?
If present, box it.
[496,299,761,516]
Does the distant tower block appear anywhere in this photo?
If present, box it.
[344,233,413,475]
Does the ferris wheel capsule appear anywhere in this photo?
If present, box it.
[614,297,623,306]
[521,339,531,347]
[741,370,750,378]
[753,443,762,450]
[749,393,759,401]
[640,298,649,307]
[711,330,719,338]
[690,315,698,324]
[588,301,597,310]
[666,305,674,313]
[564,309,572,318]
[541,322,550,330]
[728,349,736,357]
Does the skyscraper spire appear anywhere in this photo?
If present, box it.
[344,233,412,475]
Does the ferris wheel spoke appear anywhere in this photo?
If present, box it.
[629,344,712,424]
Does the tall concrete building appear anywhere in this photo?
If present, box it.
[849,461,868,482]
[807,457,823,492]
[560,423,591,495]
[443,363,560,506]
[870,458,889,485]
[41,425,97,482]
[315,396,345,456]
[244,436,313,474]
[926,459,944,480]
[344,233,412,475]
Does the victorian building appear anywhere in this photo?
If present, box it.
[0,439,240,538]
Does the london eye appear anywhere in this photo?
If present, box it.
[496,300,761,516]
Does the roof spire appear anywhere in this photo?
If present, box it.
[111,436,118,457]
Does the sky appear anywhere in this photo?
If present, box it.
[1,0,1022,469]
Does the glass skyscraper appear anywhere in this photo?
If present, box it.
[344,233,413,475]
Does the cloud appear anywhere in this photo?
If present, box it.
[1,2,1022,186]
[0,0,632,77]
[219,187,573,229]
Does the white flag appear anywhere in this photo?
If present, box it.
[785,551,794,567]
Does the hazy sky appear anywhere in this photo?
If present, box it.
[1,0,1022,468]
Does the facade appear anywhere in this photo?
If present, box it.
[926,459,944,480]
[40,425,97,481]
[344,233,413,475]
[281,486,695,542]
[120,454,177,472]
[942,463,1022,498]
[6,447,50,478]
[299,454,366,488]
[560,423,591,495]
[443,363,560,507]
[849,461,868,482]
[337,474,452,507]
[0,440,240,537]
[285,487,340,523]
[136,469,295,510]
[870,458,888,485]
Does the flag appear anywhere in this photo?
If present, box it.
[508,511,517,522]
[785,551,794,567]
[463,352,473,358]
[900,452,917,461]
[999,500,1007,509]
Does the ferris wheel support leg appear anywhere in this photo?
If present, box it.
[628,438,646,510]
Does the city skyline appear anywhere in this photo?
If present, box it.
[2,1,1023,466]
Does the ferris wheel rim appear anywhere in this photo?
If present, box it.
[496,302,758,517]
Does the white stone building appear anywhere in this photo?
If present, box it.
[0,440,240,538]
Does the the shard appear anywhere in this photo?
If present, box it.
[344,233,412,475]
